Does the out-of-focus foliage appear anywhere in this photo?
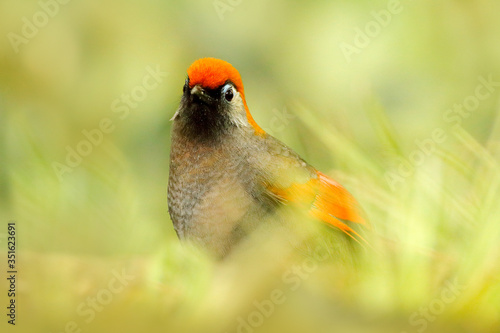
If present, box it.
[1,0,499,332]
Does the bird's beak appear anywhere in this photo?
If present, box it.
[190,85,214,104]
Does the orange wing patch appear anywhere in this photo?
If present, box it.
[268,171,367,243]
[267,178,318,207]
[313,171,365,225]
[310,171,367,243]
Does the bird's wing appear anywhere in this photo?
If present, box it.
[257,136,367,243]
[309,171,367,242]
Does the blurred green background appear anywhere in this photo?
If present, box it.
[1,0,500,332]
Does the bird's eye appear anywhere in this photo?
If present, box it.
[222,84,234,102]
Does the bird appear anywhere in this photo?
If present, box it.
[168,57,366,258]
